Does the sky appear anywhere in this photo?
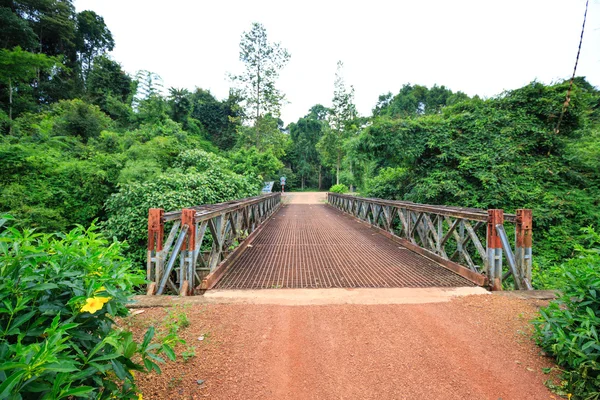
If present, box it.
[73,0,600,126]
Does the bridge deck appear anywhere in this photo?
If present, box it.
[215,204,475,289]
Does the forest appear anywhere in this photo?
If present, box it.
[0,1,599,399]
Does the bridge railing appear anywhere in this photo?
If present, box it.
[146,193,281,295]
[327,193,532,290]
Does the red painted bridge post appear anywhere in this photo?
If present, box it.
[487,209,504,290]
[181,209,197,296]
[147,208,164,295]
[515,209,533,289]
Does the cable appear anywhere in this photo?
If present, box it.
[554,0,589,135]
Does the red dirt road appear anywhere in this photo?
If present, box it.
[136,294,557,400]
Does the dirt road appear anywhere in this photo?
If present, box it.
[135,294,556,400]
[282,191,327,204]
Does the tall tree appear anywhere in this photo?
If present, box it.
[289,106,327,189]
[317,61,357,184]
[75,10,114,81]
[190,88,242,150]
[86,55,134,122]
[0,46,60,132]
[231,22,290,147]
[167,87,191,124]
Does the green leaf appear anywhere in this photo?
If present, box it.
[142,326,155,349]
[31,283,59,291]
[0,370,26,398]
[110,360,126,380]
[0,362,28,371]
[161,344,176,361]
[59,386,94,398]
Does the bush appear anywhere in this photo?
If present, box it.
[329,183,349,194]
[0,216,171,399]
[533,227,600,399]
[104,157,261,265]
[52,99,113,143]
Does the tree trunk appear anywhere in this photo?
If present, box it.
[256,64,261,149]
[8,77,12,135]
[336,154,340,185]
[301,176,305,190]
[318,166,322,190]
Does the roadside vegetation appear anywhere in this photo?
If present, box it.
[0,0,599,398]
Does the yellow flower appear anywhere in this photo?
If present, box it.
[80,296,111,313]
[138,394,143,400]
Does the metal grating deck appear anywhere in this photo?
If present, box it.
[215,204,475,289]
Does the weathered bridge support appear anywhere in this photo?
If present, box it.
[327,193,533,290]
[146,193,281,295]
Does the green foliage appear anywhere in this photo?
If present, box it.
[75,10,114,80]
[231,22,290,128]
[104,155,261,264]
[190,89,241,150]
[0,46,62,130]
[533,228,600,399]
[174,149,231,172]
[329,183,348,194]
[86,55,134,123]
[0,217,164,399]
[229,146,284,179]
[0,141,119,232]
[363,167,408,199]
[373,83,469,118]
[317,61,359,185]
[289,107,327,189]
[156,306,195,363]
[359,80,600,264]
[51,99,112,142]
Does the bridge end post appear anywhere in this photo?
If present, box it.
[181,208,197,296]
[515,209,533,289]
[147,208,164,295]
[487,209,504,290]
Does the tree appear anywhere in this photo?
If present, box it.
[317,61,357,184]
[231,22,290,147]
[0,46,60,132]
[86,55,134,123]
[75,10,114,81]
[0,6,37,50]
[189,88,242,150]
[289,105,328,189]
[373,84,470,118]
[167,87,191,124]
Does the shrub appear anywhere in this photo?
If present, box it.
[533,227,600,399]
[104,159,261,266]
[329,183,349,194]
[0,216,170,399]
[52,99,112,143]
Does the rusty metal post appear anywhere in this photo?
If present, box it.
[147,208,164,295]
[457,221,465,264]
[181,208,196,296]
[487,209,504,290]
[515,209,533,289]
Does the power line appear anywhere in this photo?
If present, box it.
[554,0,589,135]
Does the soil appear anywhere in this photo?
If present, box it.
[132,294,558,400]
[282,192,327,204]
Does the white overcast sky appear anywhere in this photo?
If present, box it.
[73,0,600,126]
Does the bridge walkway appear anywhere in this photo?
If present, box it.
[215,200,474,289]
